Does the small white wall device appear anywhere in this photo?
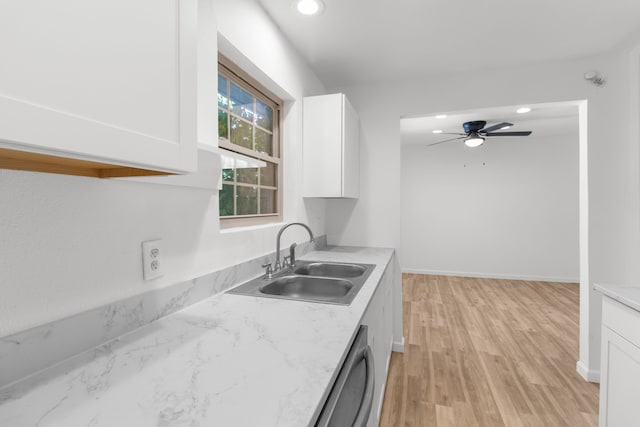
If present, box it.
[142,239,164,280]
[584,71,606,87]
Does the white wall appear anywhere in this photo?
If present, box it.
[401,132,579,282]
[327,45,640,378]
[0,0,326,337]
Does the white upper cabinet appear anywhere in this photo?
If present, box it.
[303,93,359,198]
[0,0,198,176]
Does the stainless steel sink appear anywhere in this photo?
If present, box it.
[227,260,375,305]
[293,262,366,278]
[259,276,353,302]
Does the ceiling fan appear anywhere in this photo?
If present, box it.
[429,120,532,148]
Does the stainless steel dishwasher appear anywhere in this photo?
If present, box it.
[315,325,375,427]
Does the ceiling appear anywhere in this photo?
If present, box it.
[257,0,640,88]
[401,102,579,146]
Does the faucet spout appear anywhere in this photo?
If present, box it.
[275,222,315,271]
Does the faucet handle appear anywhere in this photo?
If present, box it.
[262,263,273,279]
[282,256,291,268]
[289,243,298,267]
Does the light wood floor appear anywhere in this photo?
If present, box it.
[379,274,599,427]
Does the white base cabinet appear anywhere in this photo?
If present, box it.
[361,258,395,426]
[599,296,640,427]
[302,93,359,198]
[0,0,198,175]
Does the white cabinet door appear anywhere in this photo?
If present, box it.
[0,0,198,173]
[599,325,640,427]
[303,93,359,198]
[361,262,394,427]
[342,98,360,198]
[599,296,640,427]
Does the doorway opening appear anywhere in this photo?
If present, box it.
[398,100,594,379]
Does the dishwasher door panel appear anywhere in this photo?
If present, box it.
[316,326,375,427]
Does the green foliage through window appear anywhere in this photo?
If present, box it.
[218,61,280,220]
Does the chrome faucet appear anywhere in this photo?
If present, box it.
[274,222,315,272]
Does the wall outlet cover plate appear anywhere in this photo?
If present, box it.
[142,239,164,280]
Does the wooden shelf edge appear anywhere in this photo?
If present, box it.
[0,147,173,178]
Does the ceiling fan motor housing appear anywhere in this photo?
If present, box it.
[463,121,487,134]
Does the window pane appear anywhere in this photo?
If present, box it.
[218,75,228,108]
[260,189,276,214]
[255,128,273,156]
[260,162,276,187]
[237,186,258,215]
[222,168,234,182]
[230,82,254,121]
[237,168,258,185]
[256,99,273,130]
[230,116,253,149]
[218,109,228,139]
[218,63,280,222]
[219,184,234,217]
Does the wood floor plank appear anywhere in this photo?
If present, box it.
[379,274,599,427]
[435,404,455,427]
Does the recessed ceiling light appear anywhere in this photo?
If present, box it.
[432,129,443,134]
[516,107,531,114]
[435,114,447,119]
[296,0,324,15]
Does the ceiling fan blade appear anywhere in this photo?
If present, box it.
[439,132,466,135]
[480,122,513,133]
[485,131,532,136]
[427,136,466,146]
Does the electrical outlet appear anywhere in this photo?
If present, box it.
[142,239,164,280]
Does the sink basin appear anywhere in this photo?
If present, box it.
[293,262,366,278]
[227,260,375,305]
[259,276,353,301]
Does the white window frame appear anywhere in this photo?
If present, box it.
[218,55,283,228]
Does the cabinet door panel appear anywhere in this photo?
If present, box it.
[342,97,360,198]
[0,0,197,173]
[302,94,342,196]
[600,326,640,427]
[303,93,359,198]
[361,262,394,427]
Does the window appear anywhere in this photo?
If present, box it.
[217,56,282,226]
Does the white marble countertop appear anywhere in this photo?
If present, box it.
[594,283,640,313]
[0,246,394,427]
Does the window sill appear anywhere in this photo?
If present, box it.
[220,214,283,231]
[219,217,283,233]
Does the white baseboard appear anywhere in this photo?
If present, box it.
[392,336,405,353]
[576,360,600,383]
[402,268,579,283]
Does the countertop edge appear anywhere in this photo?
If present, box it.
[594,283,640,313]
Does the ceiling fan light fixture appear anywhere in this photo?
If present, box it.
[464,135,485,148]
[296,0,324,15]
[428,120,531,148]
